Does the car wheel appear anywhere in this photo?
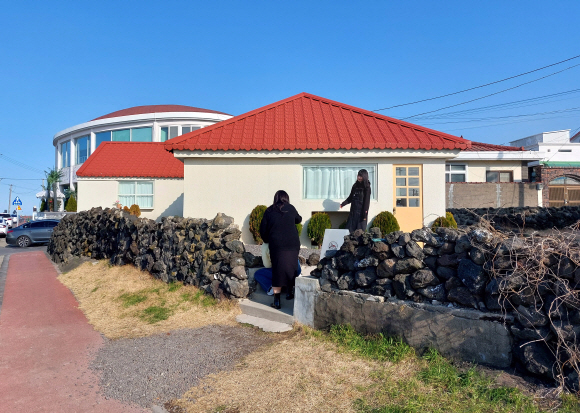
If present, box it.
[17,236,31,247]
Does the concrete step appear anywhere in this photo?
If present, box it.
[236,314,293,333]
[238,299,295,325]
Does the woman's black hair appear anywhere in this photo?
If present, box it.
[358,169,371,189]
[272,190,290,212]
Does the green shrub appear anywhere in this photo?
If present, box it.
[432,212,458,230]
[307,212,332,247]
[296,223,303,236]
[371,211,400,235]
[249,205,267,244]
[65,195,77,212]
[40,199,46,212]
[446,211,458,228]
[129,204,141,217]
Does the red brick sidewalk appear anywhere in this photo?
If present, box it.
[0,252,146,413]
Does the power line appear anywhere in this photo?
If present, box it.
[0,154,45,174]
[419,106,580,126]
[374,54,580,111]
[0,177,43,180]
[410,88,580,120]
[403,62,580,119]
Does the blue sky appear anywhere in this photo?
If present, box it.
[1,1,579,214]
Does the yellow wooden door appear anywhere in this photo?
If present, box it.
[393,165,423,232]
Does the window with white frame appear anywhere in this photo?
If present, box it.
[160,126,180,142]
[303,165,376,200]
[95,127,153,148]
[181,126,201,134]
[118,181,154,209]
[75,136,89,164]
[445,164,466,182]
[61,141,71,168]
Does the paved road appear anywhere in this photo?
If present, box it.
[0,237,47,256]
[0,251,147,413]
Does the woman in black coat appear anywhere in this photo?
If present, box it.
[340,169,371,233]
[259,190,302,309]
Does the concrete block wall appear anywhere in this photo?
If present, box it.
[446,182,539,208]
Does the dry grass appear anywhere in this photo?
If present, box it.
[169,329,386,413]
[58,260,240,339]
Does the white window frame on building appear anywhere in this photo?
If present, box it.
[75,135,90,164]
[486,171,513,183]
[302,165,377,200]
[95,127,154,148]
[61,141,71,168]
[118,180,154,209]
[445,164,467,182]
[181,125,201,134]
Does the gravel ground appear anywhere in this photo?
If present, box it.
[90,325,272,408]
[244,244,320,260]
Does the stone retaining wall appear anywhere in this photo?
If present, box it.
[306,227,580,389]
[48,208,252,299]
[448,206,580,230]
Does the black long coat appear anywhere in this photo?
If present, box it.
[341,182,371,233]
[259,203,302,287]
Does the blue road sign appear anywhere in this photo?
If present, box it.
[12,196,22,206]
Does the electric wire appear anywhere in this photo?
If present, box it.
[410,88,580,120]
[374,53,580,111]
[403,62,580,119]
[0,154,45,174]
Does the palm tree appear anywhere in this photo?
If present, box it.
[44,168,63,212]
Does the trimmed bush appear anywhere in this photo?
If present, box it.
[432,212,458,230]
[129,204,141,217]
[296,223,303,236]
[446,211,458,228]
[307,212,332,247]
[40,199,46,212]
[249,205,267,244]
[371,211,400,235]
[65,196,77,212]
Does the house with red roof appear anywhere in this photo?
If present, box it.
[74,92,548,243]
[162,92,470,243]
[76,142,185,219]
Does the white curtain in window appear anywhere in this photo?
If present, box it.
[136,181,153,208]
[303,166,375,199]
[119,181,135,207]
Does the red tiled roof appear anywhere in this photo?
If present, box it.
[465,141,525,152]
[92,105,231,121]
[76,142,183,178]
[165,93,470,152]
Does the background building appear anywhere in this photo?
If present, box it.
[52,104,232,208]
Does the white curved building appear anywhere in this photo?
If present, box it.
[52,105,232,199]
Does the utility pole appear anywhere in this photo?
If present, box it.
[8,184,12,214]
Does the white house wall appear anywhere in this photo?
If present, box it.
[77,178,184,221]
[182,156,447,246]
[462,161,526,182]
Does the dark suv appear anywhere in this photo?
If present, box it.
[6,220,60,247]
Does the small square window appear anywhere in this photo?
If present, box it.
[396,198,407,207]
[408,167,420,176]
[396,188,407,196]
[396,178,406,186]
[408,178,420,187]
[409,198,420,207]
[396,167,407,176]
